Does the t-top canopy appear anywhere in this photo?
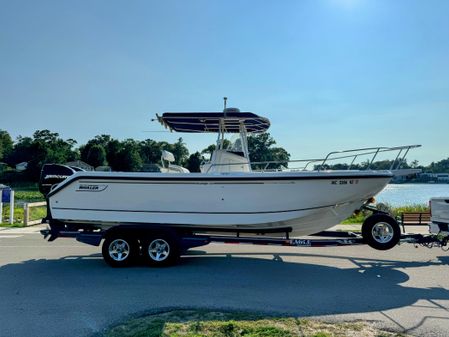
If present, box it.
[157,110,270,133]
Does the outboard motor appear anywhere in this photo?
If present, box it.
[39,164,81,197]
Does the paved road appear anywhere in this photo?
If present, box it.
[1,225,449,337]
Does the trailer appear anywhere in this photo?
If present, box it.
[40,204,449,267]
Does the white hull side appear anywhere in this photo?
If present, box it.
[48,171,391,236]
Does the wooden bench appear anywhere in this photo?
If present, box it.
[398,212,431,231]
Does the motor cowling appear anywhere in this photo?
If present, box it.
[39,164,81,197]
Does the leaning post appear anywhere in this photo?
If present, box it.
[0,202,3,223]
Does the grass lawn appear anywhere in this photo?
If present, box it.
[9,183,45,202]
[1,184,46,227]
[102,310,408,337]
[0,205,46,227]
[342,204,429,224]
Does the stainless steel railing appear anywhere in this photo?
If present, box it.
[202,144,421,173]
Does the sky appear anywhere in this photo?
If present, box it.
[1,0,448,166]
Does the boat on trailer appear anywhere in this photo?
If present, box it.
[39,100,425,266]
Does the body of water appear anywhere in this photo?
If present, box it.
[376,184,449,207]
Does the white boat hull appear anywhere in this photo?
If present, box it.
[48,170,392,236]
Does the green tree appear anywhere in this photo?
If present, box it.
[6,130,78,180]
[80,134,113,164]
[185,152,203,172]
[247,133,290,169]
[31,130,78,164]
[139,139,163,164]
[29,130,78,179]
[113,139,143,172]
[201,144,216,156]
[0,130,13,162]
[86,144,106,168]
[5,136,34,165]
[428,158,449,173]
[201,139,231,158]
[410,160,419,168]
[106,139,123,171]
[79,136,190,171]
[164,138,189,165]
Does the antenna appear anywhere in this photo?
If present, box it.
[223,97,227,111]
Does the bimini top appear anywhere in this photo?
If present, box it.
[157,108,270,133]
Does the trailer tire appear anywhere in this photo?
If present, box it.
[362,214,401,250]
[142,232,180,267]
[102,234,139,267]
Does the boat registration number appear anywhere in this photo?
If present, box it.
[331,179,359,185]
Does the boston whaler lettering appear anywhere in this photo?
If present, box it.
[39,99,436,267]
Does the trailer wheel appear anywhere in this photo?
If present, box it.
[102,234,138,267]
[362,214,401,250]
[142,233,180,267]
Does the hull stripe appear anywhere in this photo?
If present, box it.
[52,203,339,215]
[48,173,392,197]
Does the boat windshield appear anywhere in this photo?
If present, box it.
[217,129,249,158]
[226,134,244,153]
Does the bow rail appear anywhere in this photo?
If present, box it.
[202,144,421,173]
